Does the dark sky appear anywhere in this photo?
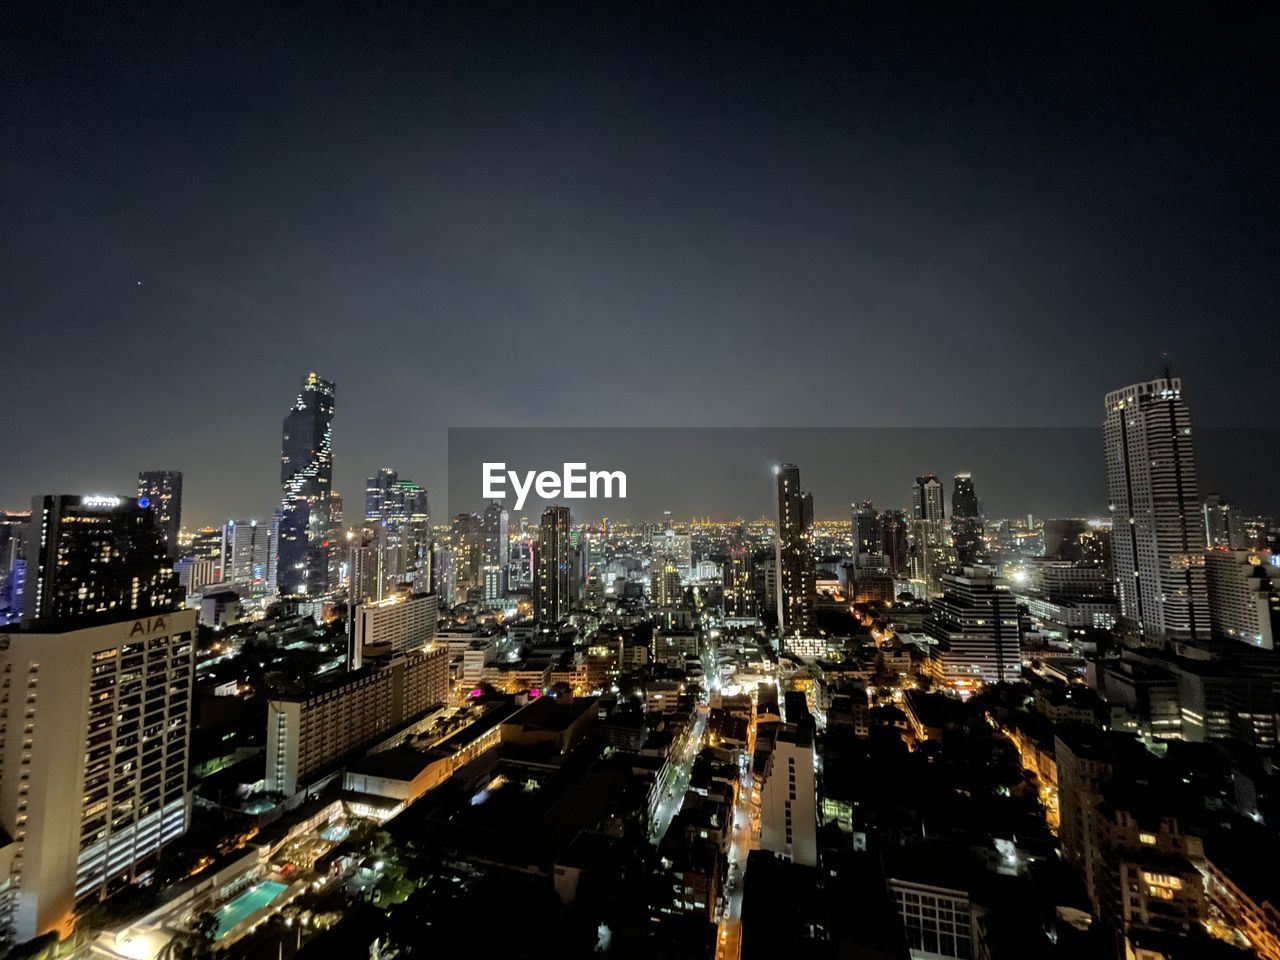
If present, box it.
[4,2,1278,527]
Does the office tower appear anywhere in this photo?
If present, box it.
[0,512,29,624]
[950,473,984,567]
[23,495,179,625]
[774,463,815,637]
[221,518,276,596]
[850,500,882,560]
[910,474,947,596]
[0,610,196,944]
[278,372,336,596]
[1205,550,1280,650]
[1103,376,1208,643]
[757,723,817,866]
[724,527,757,618]
[534,506,572,624]
[481,501,509,596]
[135,471,182,558]
[1203,494,1246,550]
[881,508,910,577]
[925,568,1021,684]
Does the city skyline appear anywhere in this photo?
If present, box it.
[5,4,1278,527]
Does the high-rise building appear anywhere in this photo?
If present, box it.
[534,506,572,624]
[23,495,179,626]
[723,527,757,618]
[190,526,223,573]
[364,468,430,528]
[881,508,910,577]
[0,512,29,624]
[278,372,336,596]
[0,610,196,944]
[1205,550,1280,650]
[650,556,683,608]
[481,501,509,596]
[450,513,483,596]
[925,568,1021,684]
[348,525,402,604]
[352,593,439,667]
[851,500,882,560]
[266,646,448,796]
[135,471,183,558]
[910,474,947,596]
[1103,376,1208,643]
[1203,494,1247,550]
[774,463,815,637]
[950,473,984,567]
[756,722,817,866]
[221,518,277,597]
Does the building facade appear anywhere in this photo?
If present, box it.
[278,372,336,597]
[1103,376,1208,643]
[0,610,196,944]
[135,471,183,558]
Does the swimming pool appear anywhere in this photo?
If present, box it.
[216,880,288,939]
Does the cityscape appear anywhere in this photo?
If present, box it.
[5,4,1279,960]
[0,369,1278,960]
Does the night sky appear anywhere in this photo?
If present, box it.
[4,3,1278,526]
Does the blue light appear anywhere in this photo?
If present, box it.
[138,497,151,509]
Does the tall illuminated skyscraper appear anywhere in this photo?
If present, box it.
[1103,375,1208,643]
[3,497,194,945]
[950,473,984,567]
[278,373,335,596]
[136,471,183,558]
[481,500,509,596]
[534,505,571,624]
[774,463,815,637]
[910,474,946,596]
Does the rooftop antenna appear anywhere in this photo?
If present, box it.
[1161,352,1173,382]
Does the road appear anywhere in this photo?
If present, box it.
[716,722,757,960]
[649,707,708,844]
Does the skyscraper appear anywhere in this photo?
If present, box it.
[950,473,984,567]
[774,463,815,637]
[136,470,183,557]
[4,501,193,943]
[278,373,335,596]
[1203,494,1246,550]
[23,495,179,625]
[0,511,29,624]
[0,610,196,944]
[851,499,882,560]
[723,526,757,618]
[481,500,510,596]
[881,508,910,578]
[1103,376,1208,643]
[222,518,278,596]
[534,505,572,624]
[910,474,946,597]
[1205,550,1280,650]
[925,568,1022,684]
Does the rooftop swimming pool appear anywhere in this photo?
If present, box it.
[216,880,288,939]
